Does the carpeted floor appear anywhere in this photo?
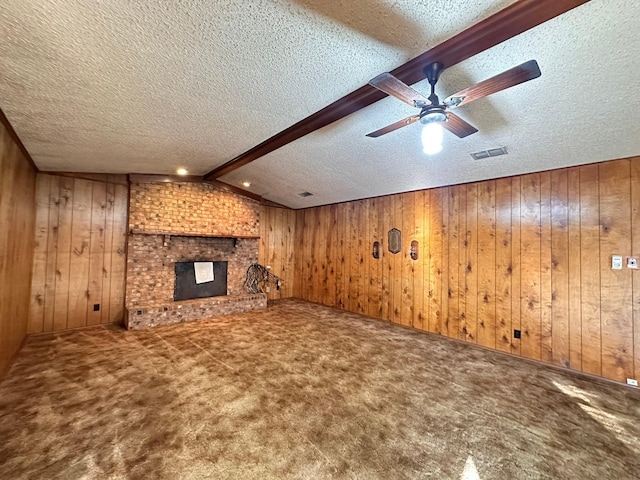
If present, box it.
[1,299,640,479]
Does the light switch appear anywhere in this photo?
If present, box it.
[612,255,623,270]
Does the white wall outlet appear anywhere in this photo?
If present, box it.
[612,255,623,270]
[265,286,271,292]
[627,378,638,387]
[266,265,272,270]
[627,257,638,269]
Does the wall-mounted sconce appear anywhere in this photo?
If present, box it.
[372,241,380,259]
[410,240,419,260]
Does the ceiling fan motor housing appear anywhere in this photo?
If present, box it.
[419,105,447,124]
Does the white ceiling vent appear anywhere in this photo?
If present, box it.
[298,191,314,197]
[470,147,508,161]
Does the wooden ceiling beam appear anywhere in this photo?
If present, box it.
[204,0,589,181]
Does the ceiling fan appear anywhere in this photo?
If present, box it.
[366,60,541,152]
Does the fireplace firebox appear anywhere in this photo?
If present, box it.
[174,261,228,301]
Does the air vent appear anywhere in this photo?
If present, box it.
[471,146,508,160]
[298,191,313,197]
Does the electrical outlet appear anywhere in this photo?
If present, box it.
[93,304,100,311]
[627,257,638,269]
[266,286,271,292]
[514,329,521,339]
[627,378,638,387]
[266,265,272,270]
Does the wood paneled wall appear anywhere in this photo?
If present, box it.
[0,118,37,378]
[28,173,128,333]
[259,206,296,300]
[289,157,640,384]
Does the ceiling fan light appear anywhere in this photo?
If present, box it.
[422,123,443,155]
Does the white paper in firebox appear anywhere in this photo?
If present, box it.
[194,262,214,284]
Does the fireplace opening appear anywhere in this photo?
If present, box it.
[174,261,228,301]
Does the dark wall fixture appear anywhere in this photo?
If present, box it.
[410,240,419,260]
[388,228,402,254]
[372,241,380,259]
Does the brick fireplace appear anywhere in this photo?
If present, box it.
[124,181,266,329]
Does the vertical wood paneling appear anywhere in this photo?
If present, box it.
[477,181,496,348]
[401,192,415,327]
[495,178,512,352]
[53,177,74,331]
[391,195,403,324]
[368,198,381,318]
[101,182,115,324]
[520,174,542,360]
[464,183,478,343]
[28,174,128,333]
[87,181,106,325]
[259,206,297,301]
[428,189,443,334]
[551,170,570,367]
[632,158,640,380]
[511,176,522,356]
[286,156,640,385]
[580,164,602,376]
[441,187,450,336]
[447,187,460,338]
[414,191,426,330]
[0,120,37,379]
[599,160,633,382]
[540,172,553,363]
[567,168,582,369]
[28,175,51,333]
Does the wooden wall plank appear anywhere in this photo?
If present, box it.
[599,160,633,382]
[551,169,570,368]
[413,191,426,330]
[567,167,582,370]
[43,176,60,331]
[293,210,305,299]
[53,177,74,331]
[368,198,381,318]
[335,205,346,309]
[66,179,93,329]
[447,187,460,338]
[511,176,522,356]
[540,172,553,363]
[401,192,415,327]
[428,189,443,334]
[101,182,115,324]
[464,183,478,343]
[391,195,403,324]
[108,183,128,324]
[457,186,467,341]
[495,178,512,353]
[356,201,366,315]
[28,174,51,333]
[520,174,542,361]
[580,164,602,376]
[477,181,496,348]
[441,187,450,336]
[86,181,106,325]
[325,206,337,307]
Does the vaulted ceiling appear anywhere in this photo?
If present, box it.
[1,0,639,208]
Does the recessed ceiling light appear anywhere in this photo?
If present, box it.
[242,181,251,187]
[176,167,188,175]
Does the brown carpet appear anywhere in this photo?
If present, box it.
[1,299,640,479]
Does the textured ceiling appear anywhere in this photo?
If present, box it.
[1,0,639,208]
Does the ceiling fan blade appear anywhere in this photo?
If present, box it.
[366,115,421,138]
[443,113,478,138]
[369,73,430,108]
[444,60,541,109]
